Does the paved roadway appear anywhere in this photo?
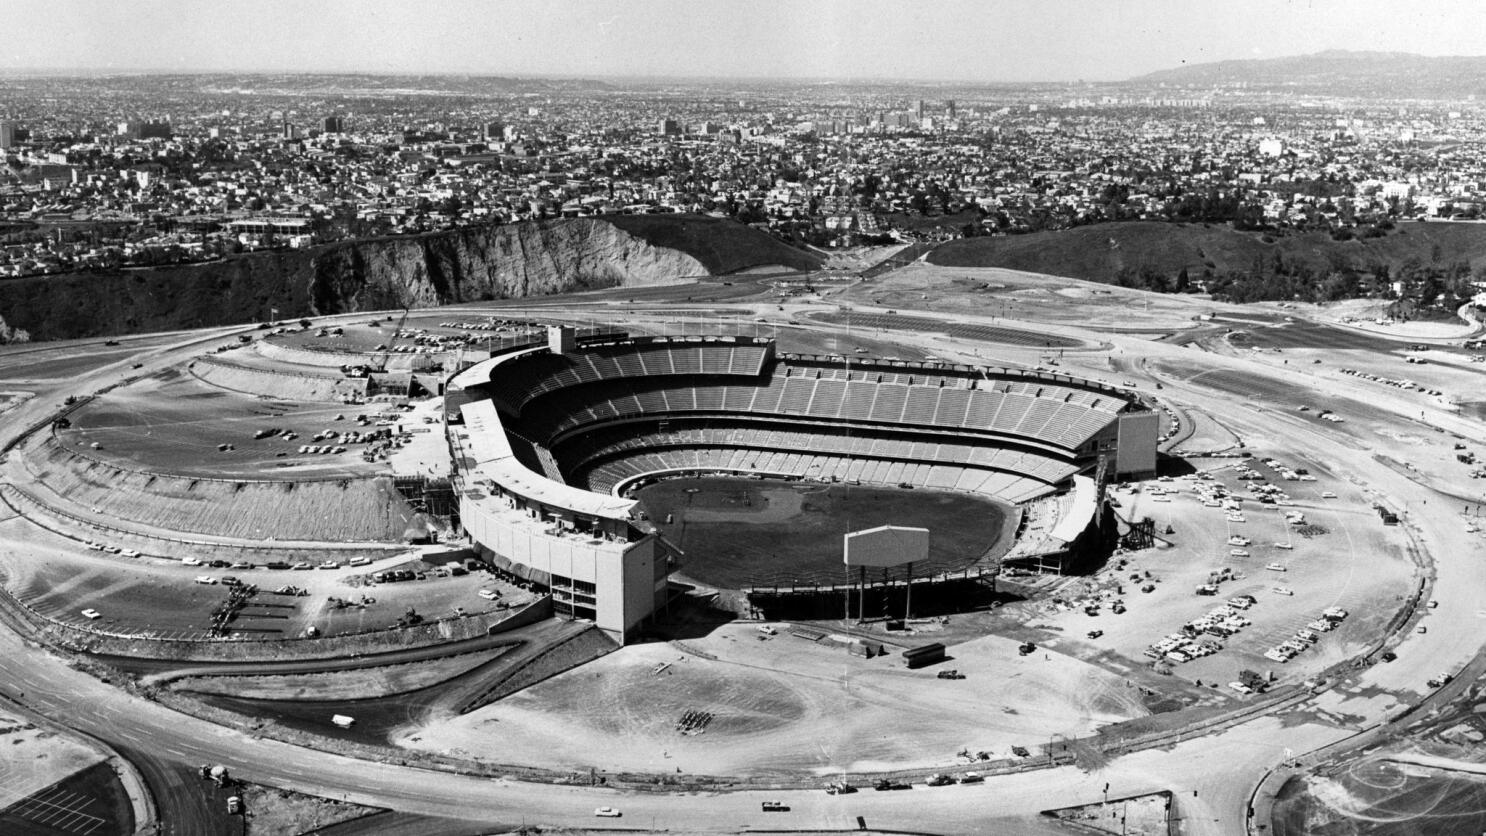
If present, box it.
[3,303,1486,834]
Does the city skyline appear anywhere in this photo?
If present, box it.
[7,0,1486,83]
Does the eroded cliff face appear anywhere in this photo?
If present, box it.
[309,217,704,312]
[0,218,707,341]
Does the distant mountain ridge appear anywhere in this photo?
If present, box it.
[1134,49,1486,96]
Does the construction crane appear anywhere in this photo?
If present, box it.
[376,307,410,372]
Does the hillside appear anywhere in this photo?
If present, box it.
[1133,49,1486,97]
[0,215,808,342]
[927,221,1486,285]
[605,213,821,274]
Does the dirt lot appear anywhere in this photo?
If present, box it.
[0,519,525,640]
[397,620,1148,777]
[239,782,378,835]
[175,649,506,701]
[59,370,382,480]
[0,707,107,811]
[838,263,1214,333]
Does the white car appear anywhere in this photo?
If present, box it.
[80,608,101,619]
[195,575,218,585]
[594,806,621,818]
[477,589,499,600]
[1321,491,1337,498]
[1272,586,1295,596]
[1228,681,1253,694]
[182,556,203,566]
[1264,563,1287,572]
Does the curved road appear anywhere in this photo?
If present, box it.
[1,303,1484,834]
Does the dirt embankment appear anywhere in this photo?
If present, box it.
[0,215,751,342]
[929,220,1486,285]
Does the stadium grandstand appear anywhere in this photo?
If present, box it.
[446,326,1157,643]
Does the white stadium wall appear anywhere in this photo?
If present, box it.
[843,525,931,568]
[460,493,659,641]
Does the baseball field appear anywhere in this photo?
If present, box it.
[636,476,1010,588]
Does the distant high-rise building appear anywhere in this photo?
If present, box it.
[117,120,171,140]
[322,115,345,133]
[0,121,18,149]
[483,121,504,141]
[659,118,682,136]
[917,99,926,119]
[945,100,956,119]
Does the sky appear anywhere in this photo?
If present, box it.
[7,0,1486,82]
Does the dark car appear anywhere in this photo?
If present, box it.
[1382,651,1397,662]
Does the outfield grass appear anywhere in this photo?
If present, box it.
[636,476,1007,588]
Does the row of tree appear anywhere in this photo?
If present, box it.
[1114,252,1480,310]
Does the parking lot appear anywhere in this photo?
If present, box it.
[1023,446,1413,695]
[3,785,109,834]
[0,512,530,641]
[58,372,395,480]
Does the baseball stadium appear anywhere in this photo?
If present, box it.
[447,326,1158,642]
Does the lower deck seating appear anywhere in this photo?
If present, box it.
[578,445,1060,504]
[555,424,1079,491]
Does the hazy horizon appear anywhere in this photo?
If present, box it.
[7,0,1486,83]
